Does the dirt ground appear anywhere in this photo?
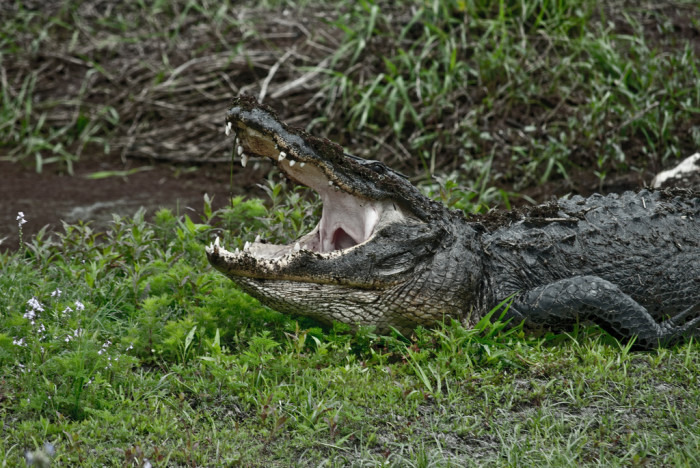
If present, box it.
[0,158,270,250]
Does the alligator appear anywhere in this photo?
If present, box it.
[206,96,700,349]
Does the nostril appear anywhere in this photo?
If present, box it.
[332,228,357,251]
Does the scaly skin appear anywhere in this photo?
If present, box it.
[207,96,700,349]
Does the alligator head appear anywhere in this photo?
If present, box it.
[206,96,482,332]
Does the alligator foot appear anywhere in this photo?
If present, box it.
[658,304,700,346]
[506,276,699,349]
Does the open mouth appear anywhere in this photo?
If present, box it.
[213,115,405,263]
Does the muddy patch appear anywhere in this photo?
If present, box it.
[0,159,264,250]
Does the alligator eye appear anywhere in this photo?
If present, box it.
[368,163,386,174]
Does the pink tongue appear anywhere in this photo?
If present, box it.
[332,228,358,250]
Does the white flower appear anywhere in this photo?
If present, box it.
[16,212,27,226]
[62,306,73,315]
[27,297,44,313]
[74,301,85,311]
[23,310,36,320]
[12,337,26,347]
[51,288,62,298]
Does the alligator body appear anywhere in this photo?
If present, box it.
[207,96,700,348]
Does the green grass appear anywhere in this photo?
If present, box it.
[1,197,699,466]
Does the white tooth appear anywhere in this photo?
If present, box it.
[278,151,286,161]
[215,236,221,247]
[294,242,300,251]
[241,153,248,167]
[235,247,240,254]
[237,145,243,155]
[225,123,231,136]
[289,160,296,167]
[300,162,305,167]
[244,241,251,251]
[254,234,261,243]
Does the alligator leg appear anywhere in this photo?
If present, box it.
[505,276,700,349]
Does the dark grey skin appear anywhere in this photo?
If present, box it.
[207,96,700,349]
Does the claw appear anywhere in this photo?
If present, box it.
[667,303,699,327]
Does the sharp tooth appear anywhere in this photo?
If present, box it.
[289,160,296,167]
[237,145,243,155]
[254,234,261,243]
[241,153,248,168]
[225,123,231,136]
[215,236,221,247]
[300,162,305,167]
[244,241,251,251]
[235,247,240,254]
[278,151,286,161]
[294,242,300,251]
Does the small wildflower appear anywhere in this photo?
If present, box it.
[126,344,134,351]
[12,337,26,347]
[65,336,72,343]
[51,288,62,298]
[62,306,73,315]
[16,212,27,226]
[74,300,85,311]
[23,310,36,321]
[27,297,43,311]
